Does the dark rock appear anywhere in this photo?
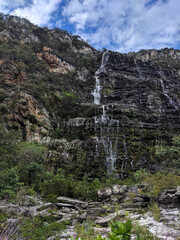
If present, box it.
[87,207,106,217]
[57,196,88,209]
[158,190,179,206]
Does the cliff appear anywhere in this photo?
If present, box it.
[0,13,180,177]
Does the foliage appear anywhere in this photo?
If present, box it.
[155,135,180,168]
[40,170,102,201]
[133,170,180,199]
[0,219,22,240]
[148,203,161,221]
[54,91,79,118]
[71,219,158,240]
[108,219,132,240]
[0,215,66,240]
[0,125,48,200]
[75,221,95,240]
[133,224,160,240]
[19,216,66,240]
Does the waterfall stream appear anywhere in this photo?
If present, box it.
[93,51,120,174]
[159,70,179,111]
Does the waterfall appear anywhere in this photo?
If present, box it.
[159,70,179,111]
[93,76,101,105]
[92,51,109,105]
[93,51,120,174]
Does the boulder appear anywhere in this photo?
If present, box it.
[57,196,88,209]
[95,210,125,226]
[87,207,106,217]
[98,187,112,198]
[175,186,180,197]
[112,185,127,195]
[158,189,179,206]
[55,203,75,208]
[112,185,121,195]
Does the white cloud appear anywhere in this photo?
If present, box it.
[0,0,27,13]
[63,0,180,52]
[11,0,62,26]
[0,0,179,52]
[55,19,63,28]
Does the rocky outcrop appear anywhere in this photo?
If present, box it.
[1,189,180,240]
[0,13,179,176]
[37,46,75,74]
[158,186,180,207]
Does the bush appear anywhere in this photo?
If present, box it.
[140,171,180,198]
[155,135,180,168]
[40,170,102,201]
[108,219,132,240]
[20,216,66,240]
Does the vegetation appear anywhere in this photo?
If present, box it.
[108,219,132,240]
[0,214,66,240]
[0,15,179,240]
[0,124,180,203]
[155,135,180,168]
[135,170,180,198]
[71,219,159,240]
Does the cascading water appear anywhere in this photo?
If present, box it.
[92,50,109,104]
[93,51,120,174]
[159,69,179,111]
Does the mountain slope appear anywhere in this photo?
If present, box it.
[0,13,180,177]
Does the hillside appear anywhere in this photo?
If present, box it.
[0,12,180,179]
[0,12,180,240]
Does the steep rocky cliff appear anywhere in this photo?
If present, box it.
[0,13,179,178]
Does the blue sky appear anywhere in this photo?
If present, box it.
[0,0,179,53]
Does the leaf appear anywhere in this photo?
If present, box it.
[124,219,132,232]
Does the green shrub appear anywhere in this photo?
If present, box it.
[108,219,132,240]
[148,203,161,221]
[155,134,180,168]
[134,224,159,240]
[141,171,180,198]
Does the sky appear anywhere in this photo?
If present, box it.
[0,0,179,53]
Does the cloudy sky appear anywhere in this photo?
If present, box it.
[0,0,179,53]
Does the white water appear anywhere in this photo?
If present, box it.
[159,70,179,111]
[92,51,109,105]
[93,76,101,105]
[93,51,120,174]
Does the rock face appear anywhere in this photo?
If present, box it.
[0,13,180,176]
